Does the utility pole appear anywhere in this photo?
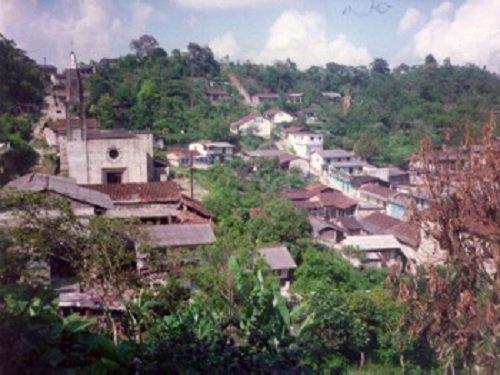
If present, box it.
[189,151,194,199]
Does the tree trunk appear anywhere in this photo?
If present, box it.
[359,351,365,368]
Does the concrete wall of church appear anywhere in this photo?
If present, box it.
[67,133,153,184]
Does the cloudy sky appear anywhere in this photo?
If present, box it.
[1,0,499,72]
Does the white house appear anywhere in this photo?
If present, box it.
[310,149,362,176]
[263,108,294,126]
[230,113,273,139]
[188,140,234,164]
[287,130,323,159]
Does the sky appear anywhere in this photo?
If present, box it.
[1,0,500,72]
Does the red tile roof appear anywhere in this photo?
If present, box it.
[315,192,358,210]
[360,211,401,233]
[359,183,398,200]
[83,182,180,203]
[304,182,333,195]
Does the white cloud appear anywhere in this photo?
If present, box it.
[398,8,427,33]
[209,32,240,59]
[173,0,290,10]
[431,1,454,19]
[256,10,371,69]
[400,0,500,72]
[0,0,153,69]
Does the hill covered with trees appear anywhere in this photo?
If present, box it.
[0,33,44,183]
[89,36,500,165]
[89,38,247,145]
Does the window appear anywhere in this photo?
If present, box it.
[108,148,119,159]
[106,171,123,184]
[103,168,125,184]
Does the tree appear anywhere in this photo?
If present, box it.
[0,191,144,343]
[399,121,500,372]
[130,34,159,57]
[186,42,220,77]
[370,58,390,76]
[424,54,438,70]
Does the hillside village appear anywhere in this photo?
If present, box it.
[0,32,499,374]
[3,49,490,304]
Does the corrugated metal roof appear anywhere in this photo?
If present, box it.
[259,246,297,270]
[6,173,113,209]
[143,224,215,248]
[342,235,401,251]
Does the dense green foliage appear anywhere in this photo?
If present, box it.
[0,34,44,116]
[0,163,442,373]
[88,43,247,145]
[231,57,500,164]
[0,33,44,184]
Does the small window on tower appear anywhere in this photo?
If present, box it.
[108,148,119,159]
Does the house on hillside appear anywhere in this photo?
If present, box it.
[359,211,420,250]
[286,129,323,158]
[357,183,398,209]
[139,223,216,274]
[230,113,273,139]
[307,192,358,219]
[258,246,297,283]
[285,185,357,220]
[251,93,280,105]
[309,216,345,244]
[341,234,407,271]
[287,93,304,104]
[310,149,364,176]
[188,140,234,164]
[263,108,295,126]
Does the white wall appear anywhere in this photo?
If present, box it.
[310,153,325,175]
[239,117,273,139]
[68,133,153,184]
[272,112,294,125]
[288,133,323,159]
